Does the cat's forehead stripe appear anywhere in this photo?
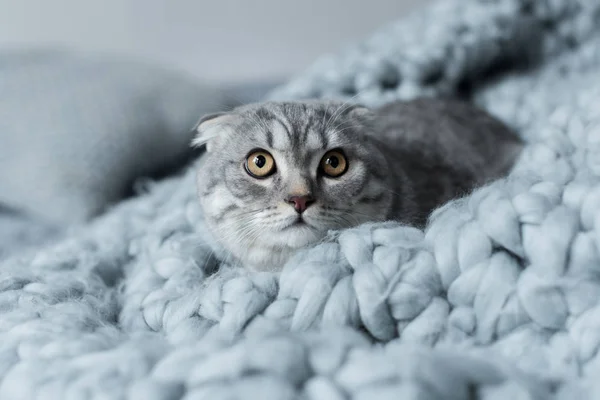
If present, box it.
[301,115,312,145]
[265,127,274,148]
[248,103,335,152]
[251,108,276,149]
[274,114,293,141]
[269,118,291,150]
[306,128,325,150]
[302,114,329,150]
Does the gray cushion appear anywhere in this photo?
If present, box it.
[0,49,227,225]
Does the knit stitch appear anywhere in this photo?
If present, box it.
[2,0,600,398]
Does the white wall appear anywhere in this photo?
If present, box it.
[0,0,431,83]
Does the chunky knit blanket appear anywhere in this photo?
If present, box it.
[2,0,600,398]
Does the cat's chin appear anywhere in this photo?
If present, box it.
[239,227,324,272]
[271,222,323,249]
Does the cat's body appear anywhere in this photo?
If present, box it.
[373,99,523,225]
[194,98,523,271]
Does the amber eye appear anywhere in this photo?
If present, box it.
[245,149,276,178]
[320,149,348,178]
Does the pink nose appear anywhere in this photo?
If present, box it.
[287,195,315,213]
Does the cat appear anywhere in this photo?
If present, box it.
[193,98,523,272]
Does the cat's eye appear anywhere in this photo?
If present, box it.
[320,149,348,178]
[245,149,276,178]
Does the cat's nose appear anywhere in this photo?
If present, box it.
[286,195,315,214]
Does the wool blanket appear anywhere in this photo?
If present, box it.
[1,0,600,398]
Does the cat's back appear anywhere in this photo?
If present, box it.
[373,97,523,179]
[370,98,523,225]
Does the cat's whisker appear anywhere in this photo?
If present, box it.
[196,98,522,270]
[328,125,365,137]
[330,121,367,132]
[225,219,259,243]
[319,207,377,227]
[214,216,258,246]
[324,90,369,131]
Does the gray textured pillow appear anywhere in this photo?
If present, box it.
[0,50,226,225]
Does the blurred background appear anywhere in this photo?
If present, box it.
[0,0,432,258]
[0,0,430,84]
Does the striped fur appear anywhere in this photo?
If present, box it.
[194,99,522,271]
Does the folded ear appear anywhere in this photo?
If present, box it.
[191,112,240,152]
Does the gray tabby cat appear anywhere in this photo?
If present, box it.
[193,98,523,271]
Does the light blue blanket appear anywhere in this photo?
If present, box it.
[1,0,600,398]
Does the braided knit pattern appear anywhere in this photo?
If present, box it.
[2,0,600,398]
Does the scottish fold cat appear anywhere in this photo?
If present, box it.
[193,98,523,271]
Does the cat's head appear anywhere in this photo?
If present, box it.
[193,101,393,271]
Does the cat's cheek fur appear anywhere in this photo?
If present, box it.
[357,179,394,207]
[200,186,239,221]
[317,164,365,202]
